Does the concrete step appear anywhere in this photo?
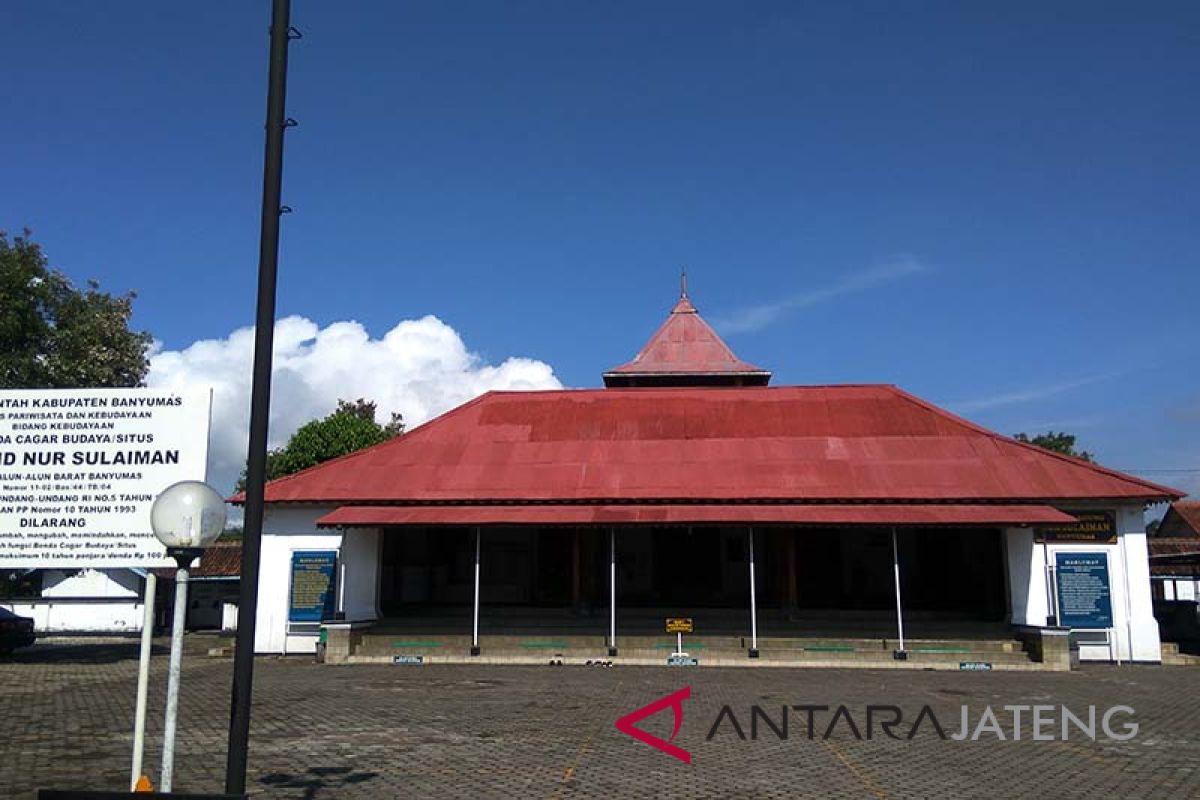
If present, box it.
[618,648,1033,664]
[884,639,1021,653]
[352,640,1033,666]
[1159,642,1200,664]
[353,634,1022,653]
[345,650,1042,670]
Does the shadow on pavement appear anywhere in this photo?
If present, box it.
[0,641,169,664]
[260,766,381,799]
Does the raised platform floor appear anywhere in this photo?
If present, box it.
[340,608,1051,670]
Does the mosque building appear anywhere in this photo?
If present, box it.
[245,288,1181,668]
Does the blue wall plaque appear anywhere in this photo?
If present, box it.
[1054,551,1113,628]
[289,550,338,622]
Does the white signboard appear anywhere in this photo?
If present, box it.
[0,387,211,568]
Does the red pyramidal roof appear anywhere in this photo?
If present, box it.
[602,293,770,387]
[250,385,1183,506]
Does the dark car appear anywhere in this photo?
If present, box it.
[0,607,36,654]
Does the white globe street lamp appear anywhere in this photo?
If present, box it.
[151,480,228,551]
[150,480,228,792]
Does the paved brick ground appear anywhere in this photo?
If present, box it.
[2,637,1199,798]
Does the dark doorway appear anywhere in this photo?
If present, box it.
[377,525,1008,624]
[380,527,580,616]
[901,528,1007,619]
[789,527,1007,621]
[649,527,727,606]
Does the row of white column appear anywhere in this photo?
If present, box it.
[467,526,908,658]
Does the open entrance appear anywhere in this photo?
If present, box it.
[783,527,1008,638]
[374,524,1009,639]
[380,527,576,615]
[791,528,1006,617]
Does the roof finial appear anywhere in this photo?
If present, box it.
[680,267,688,299]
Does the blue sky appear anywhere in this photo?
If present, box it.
[2,1,1198,496]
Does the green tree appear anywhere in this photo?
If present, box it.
[0,231,153,595]
[0,569,42,600]
[1012,431,1094,462]
[0,230,151,388]
[237,398,404,490]
[218,525,244,542]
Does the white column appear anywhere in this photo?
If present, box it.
[1119,533,1134,662]
[891,528,906,655]
[129,572,156,790]
[608,527,618,656]
[336,550,347,617]
[160,564,190,791]
[471,527,482,655]
[747,528,759,657]
[1115,507,1162,662]
[340,527,382,623]
[1005,527,1049,627]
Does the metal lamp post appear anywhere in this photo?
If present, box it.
[149,480,228,792]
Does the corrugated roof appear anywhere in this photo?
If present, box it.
[250,385,1183,505]
[1158,501,1200,537]
[317,503,1075,528]
[602,295,770,385]
[1148,537,1200,577]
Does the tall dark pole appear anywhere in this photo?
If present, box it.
[226,0,293,793]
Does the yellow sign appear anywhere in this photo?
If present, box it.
[666,617,694,634]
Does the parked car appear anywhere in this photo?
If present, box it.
[0,607,36,654]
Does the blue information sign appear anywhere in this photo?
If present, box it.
[1054,551,1113,628]
[289,550,338,622]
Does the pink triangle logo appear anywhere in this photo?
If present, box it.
[614,686,691,764]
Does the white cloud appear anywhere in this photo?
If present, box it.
[1010,415,1107,432]
[146,315,562,493]
[946,372,1124,414]
[712,256,930,334]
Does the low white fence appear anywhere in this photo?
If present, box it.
[1,600,144,633]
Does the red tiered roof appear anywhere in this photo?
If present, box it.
[238,289,1182,522]
[602,295,770,387]
[250,384,1182,506]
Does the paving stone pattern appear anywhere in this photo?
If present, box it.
[1,638,1198,798]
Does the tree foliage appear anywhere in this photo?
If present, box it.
[1012,431,1094,462]
[0,230,151,389]
[0,569,41,600]
[238,398,404,490]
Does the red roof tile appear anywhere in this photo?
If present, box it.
[317,503,1076,527]
[602,296,770,385]
[194,542,241,578]
[251,385,1183,505]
